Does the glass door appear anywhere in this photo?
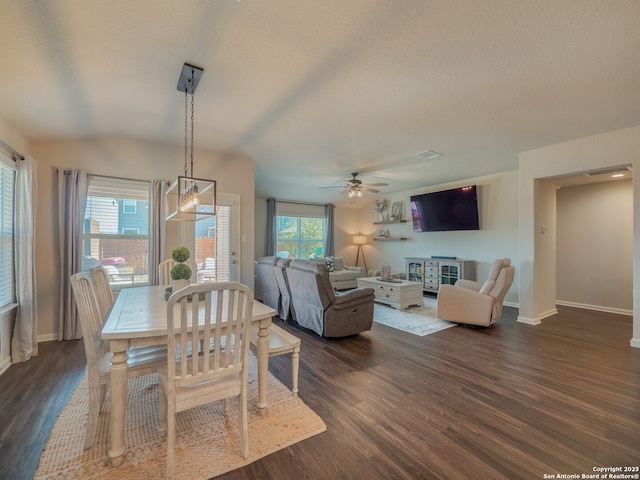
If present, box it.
[194,193,240,282]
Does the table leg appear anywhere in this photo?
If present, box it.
[108,340,130,467]
[256,317,272,409]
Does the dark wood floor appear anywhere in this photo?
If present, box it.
[1,305,638,479]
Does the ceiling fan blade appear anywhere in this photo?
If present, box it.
[319,185,348,189]
[363,182,388,187]
[362,186,380,193]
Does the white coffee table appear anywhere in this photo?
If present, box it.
[357,277,424,310]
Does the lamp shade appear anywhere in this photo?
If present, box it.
[353,235,367,245]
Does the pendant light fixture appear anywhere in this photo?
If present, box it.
[166,63,217,222]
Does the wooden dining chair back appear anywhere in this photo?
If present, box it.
[70,273,166,449]
[159,258,198,285]
[89,265,113,323]
[158,259,175,286]
[158,282,253,479]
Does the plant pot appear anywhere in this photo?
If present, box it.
[173,279,189,291]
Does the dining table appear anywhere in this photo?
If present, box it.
[101,284,276,467]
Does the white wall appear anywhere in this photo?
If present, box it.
[519,124,639,348]
[556,180,633,313]
[350,170,521,306]
[32,136,255,341]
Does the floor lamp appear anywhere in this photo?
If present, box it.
[353,235,368,273]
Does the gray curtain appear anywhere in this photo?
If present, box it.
[266,198,276,256]
[149,180,168,286]
[324,203,335,257]
[11,156,38,362]
[57,168,88,341]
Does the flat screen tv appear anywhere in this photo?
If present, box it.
[410,185,480,232]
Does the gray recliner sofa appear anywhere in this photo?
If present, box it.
[273,257,293,321]
[255,256,280,314]
[285,259,375,337]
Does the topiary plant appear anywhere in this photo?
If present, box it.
[170,245,192,281]
[170,262,192,281]
[171,245,190,263]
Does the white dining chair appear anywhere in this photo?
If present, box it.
[89,265,113,324]
[159,258,198,285]
[70,273,166,449]
[158,259,175,286]
[250,324,300,396]
[158,282,253,479]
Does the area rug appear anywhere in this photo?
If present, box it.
[35,355,326,480]
[373,296,456,336]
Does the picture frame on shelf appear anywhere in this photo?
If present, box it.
[391,201,404,221]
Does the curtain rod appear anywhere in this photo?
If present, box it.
[0,139,25,161]
[276,199,331,207]
[63,170,154,184]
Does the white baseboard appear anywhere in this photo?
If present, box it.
[37,333,57,343]
[0,356,10,376]
[630,338,640,349]
[503,301,519,308]
[556,300,633,316]
[517,307,557,325]
[516,316,541,325]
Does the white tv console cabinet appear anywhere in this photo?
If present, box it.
[405,257,475,293]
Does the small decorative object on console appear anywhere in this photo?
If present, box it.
[381,262,391,280]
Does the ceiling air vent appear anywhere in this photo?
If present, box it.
[416,149,442,159]
[584,165,632,177]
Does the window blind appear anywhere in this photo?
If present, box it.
[0,157,15,307]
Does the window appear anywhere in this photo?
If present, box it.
[122,199,136,214]
[0,157,15,307]
[83,176,150,287]
[275,215,325,259]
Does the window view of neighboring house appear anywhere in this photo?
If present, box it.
[276,215,325,259]
[82,177,150,286]
[0,158,15,307]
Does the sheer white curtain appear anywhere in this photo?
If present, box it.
[11,156,38,363]
[57,168,88,340]
[149,180,168,286]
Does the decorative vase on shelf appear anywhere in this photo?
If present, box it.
[378,213,384,222]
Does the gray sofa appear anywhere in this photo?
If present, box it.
[255,256,280,313]
[310,256,366,290]
[285,259,375,337]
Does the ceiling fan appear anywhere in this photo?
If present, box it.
[320,172,389,198]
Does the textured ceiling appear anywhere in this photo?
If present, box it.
[1,0,639,205]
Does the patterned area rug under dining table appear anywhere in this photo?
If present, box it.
[35,354,326,480]
[373,296,456,336]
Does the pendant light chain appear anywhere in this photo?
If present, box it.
[190,68,195,178]
[184,87,188,177]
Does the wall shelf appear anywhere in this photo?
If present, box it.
[374,237,408,241]
[373,220,407,225]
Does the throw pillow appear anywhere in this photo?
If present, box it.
[325,257,336,272]
[333,256,344,271]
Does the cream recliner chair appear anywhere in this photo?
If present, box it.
[437,258,515,327]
